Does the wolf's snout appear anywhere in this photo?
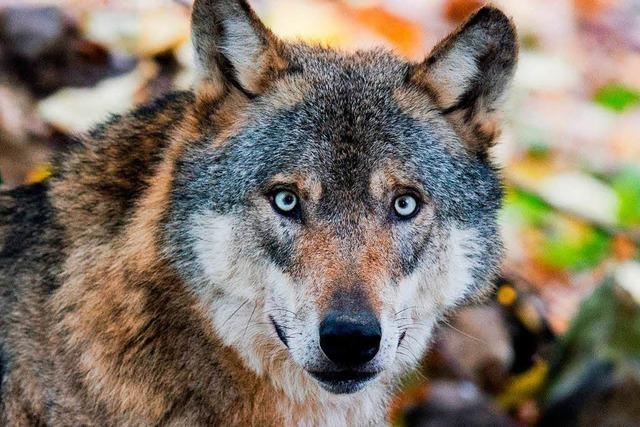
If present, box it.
[319,311,381,366]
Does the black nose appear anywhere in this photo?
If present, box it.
[319,311,382,367]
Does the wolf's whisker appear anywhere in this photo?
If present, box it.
[398,342,423,365]
[243,302,257,339]
[273,323,296,331]
[396,323,426,329]
[396,349,420,366]
[394,316,417,322]
[397,323,419,329]
[398,319,434,328]
[402,333,423,347]
[440,319,487,344]
[402,325,432,334]
[394,306,417,317]
[264,307,299,318]
[221,299,250,328]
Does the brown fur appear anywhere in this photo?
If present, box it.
[292,220,393,314]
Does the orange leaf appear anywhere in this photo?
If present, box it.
[443,0,485,24]
[348,6,424,58]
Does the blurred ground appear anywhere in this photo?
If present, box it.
[0,0,638,426]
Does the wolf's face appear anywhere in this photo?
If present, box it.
[168,0,517,396]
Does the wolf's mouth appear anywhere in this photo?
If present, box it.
[269,315,289,347]
[308,370,379,394]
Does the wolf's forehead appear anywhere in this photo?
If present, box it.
[280,49,412,111]
[247,66,450,196]
[290,47,409,85]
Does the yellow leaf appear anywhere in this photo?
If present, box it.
[25,164,52,184]
[497,361,548,410]
[497,284,518,306]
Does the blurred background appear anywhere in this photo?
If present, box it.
[0,0,639,425]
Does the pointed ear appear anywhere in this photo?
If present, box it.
[410,6,518,153]
[191,0,286,96]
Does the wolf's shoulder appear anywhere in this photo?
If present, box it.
[56,89,197,177]
[0,182,63,322]
[50,90,200,238]
[0,183,53,255]
[0,182,63,272]
[86,90,197,142]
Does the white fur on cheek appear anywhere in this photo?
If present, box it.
[441,226,480,307]
[189,213,270,375]
[189,213,261,299]
[393,267,439,371]
[390,226,481,372]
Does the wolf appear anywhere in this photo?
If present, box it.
[0,0,517,425]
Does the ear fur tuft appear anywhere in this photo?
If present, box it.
[191,0,286,96]
[411,6,519,154]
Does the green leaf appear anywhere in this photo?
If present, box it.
[503,189,611,270]
[527,141,551,159]
[612,166,640,226]
[594,84,640,112]
[503,188,553,227]
[540,225,611,271]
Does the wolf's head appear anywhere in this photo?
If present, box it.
[167,0,517,396]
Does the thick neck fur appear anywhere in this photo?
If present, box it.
[45,85,391,425]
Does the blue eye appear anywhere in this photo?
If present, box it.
[273,190,298,214]
[393,195,419,219]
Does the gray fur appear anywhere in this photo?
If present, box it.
[169,45,505,290]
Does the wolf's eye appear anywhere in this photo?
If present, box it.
[393,195,419,219]
[273,190,299,214]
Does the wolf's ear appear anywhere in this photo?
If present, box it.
[410,6,518,153]
[191,0,285,96]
